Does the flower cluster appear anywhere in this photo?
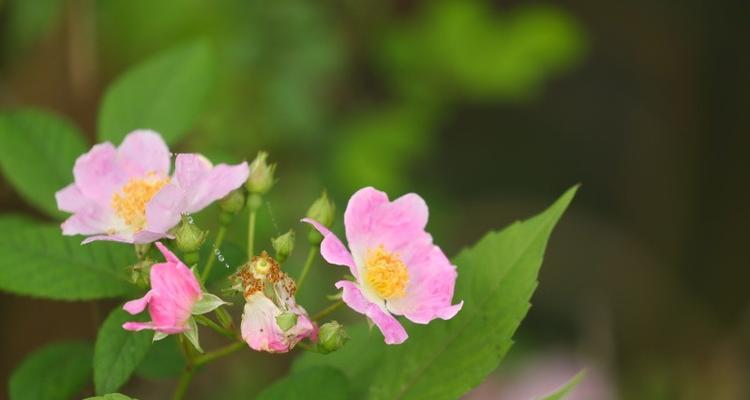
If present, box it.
[56,130,461,355]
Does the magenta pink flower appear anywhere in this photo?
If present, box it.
[122,242,202,334]
[303,187,462,344]
[56,130,249,244]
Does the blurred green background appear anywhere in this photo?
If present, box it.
[0,0,748,399]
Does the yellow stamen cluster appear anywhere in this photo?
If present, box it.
[365,245,409,299]
[111,174,169,231]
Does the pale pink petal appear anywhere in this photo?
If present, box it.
[241,294,289,353]
[122,321,155,331]
[55,184,87,213]
[80,233,133,244]
[117,130,171,177]
[173,154,249,213]
[345,188,431,261]
[301,218,358,278]
[61,213,113,236]
[73,142,128,205]
[123,291,153,314]
[143,183,184,234]
[336,280,408,344]
[133,230,170,244]
[387,247,463,323]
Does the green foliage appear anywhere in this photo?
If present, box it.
[0,109,86,219]
[0,217,138,300]
[379,1,586,100]
[98,39,216,145]
[9,341,93,400]
[538,370,586,400]
[1,0,63,55]
[135,335,185,380]
[256,367,350,400]
[84,394,134,400]
[294,186,576,399]
[94,308,153,394]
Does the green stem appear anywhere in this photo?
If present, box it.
[195,314,235,338]
[247,209,256,261]
[312,299,344,321]
[201,225,227,283]
[296,246,318,293]
[194,341,245,366]
[172,368,195,400]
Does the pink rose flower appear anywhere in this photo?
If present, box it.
[56,130,249,244]
[122,242,225,336]
[235,252,316,353]
[303,187,463,345]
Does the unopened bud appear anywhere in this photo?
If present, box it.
[317,321,349,354]
[174,217,208,254]
[271,230,295,263]
[306,191,335,227]
[275,311,298,332]
[219,188,246,215]
[246,151,276,195]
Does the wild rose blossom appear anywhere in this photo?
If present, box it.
[234,252,316,353]
[303,187,462,344]
[56,130,249,244]
[122,242,225,336]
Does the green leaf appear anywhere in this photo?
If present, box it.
[2,0,63,54]
[98,39,216,145]
[538,370,586,400]
[292,323,382,397]
[84,394,134,400]
[368,186,577,400]
[135,335,185,380]
[0,218,138,300]
[256,367,350,400]
[94,308,153,394]
[0,109,87,219]
[9,341,93,400]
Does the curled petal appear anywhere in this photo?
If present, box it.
[302,218,358,278]
[336,280,407,344]
[122,321,155,332]
[123,291,153,314]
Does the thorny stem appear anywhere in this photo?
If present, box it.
[200,225,227,283]
[296,246,318,293]
[312,299,345,321]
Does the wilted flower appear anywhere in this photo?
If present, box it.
[56,130,248,244]
[122,242,227,343]
[234,252,315,353]
[303,187,462,344]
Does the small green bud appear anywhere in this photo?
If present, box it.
[271,230,295,263]
[174,217,208,254]
[316,321,349,354]
[246,151,276,195]
[306,191,335,227]
[219,188,246,215]
[247,193,263,212]
[275,311,298,332]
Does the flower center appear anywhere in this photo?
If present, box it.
[365,245,409,299]
[111,174,169,231]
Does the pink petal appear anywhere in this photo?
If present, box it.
[154,242,182,265]
[55,184,87,213]
[122,321,155,331]
[61,212,114,237]
[143,183,184,234]
[123,291,153,314]
[301,218,358,278]
[73,142,128,205]
[147,258,201,331]
[336,280,408,344]
[386,241,462,323]
[240,293,290,353]
[132,230,169,244]
[173,154,250,213]
[80,233,133,244]
[344,187,429,261]
[117,130,171,178]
